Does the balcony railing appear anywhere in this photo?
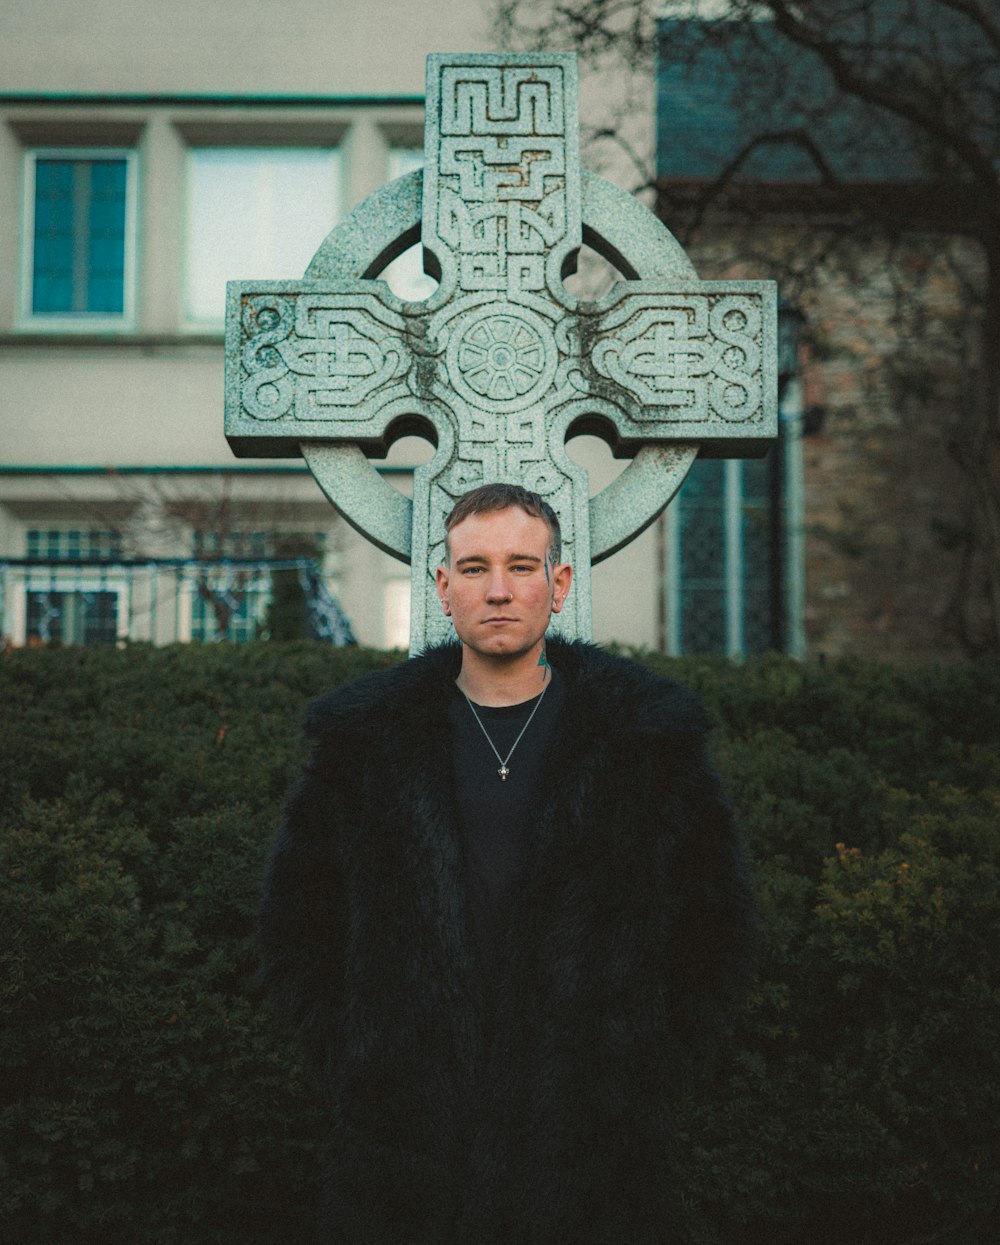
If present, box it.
[0,557,355,647]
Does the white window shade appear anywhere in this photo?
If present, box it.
[184,148,341,325]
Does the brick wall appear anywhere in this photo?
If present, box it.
[672,210,988,660]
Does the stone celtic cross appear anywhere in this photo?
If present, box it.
[225,52,777,652]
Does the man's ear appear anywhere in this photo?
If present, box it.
[435,565,452,616]
[551,562,572,613]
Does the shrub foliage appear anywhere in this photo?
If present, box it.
[1,644,998,1243]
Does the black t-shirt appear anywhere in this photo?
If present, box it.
[447,667,564,994]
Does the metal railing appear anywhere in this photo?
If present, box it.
[0,557,355,647]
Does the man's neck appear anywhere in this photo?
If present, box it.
[457,644,550,707]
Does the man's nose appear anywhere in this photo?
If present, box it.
[485,573,512,602]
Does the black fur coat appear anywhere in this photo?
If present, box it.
[259,639,756,1243]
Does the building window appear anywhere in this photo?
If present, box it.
[18,527,126,646]
[25,527,122,561]
[23,150,135,322]
[663,457,781,657]
[186,527,272,642]
[187,572,271,643]
[26,589,120,646]
[184,147,342,325]
[185,528,329,643]
[191,528,275,560]
[661,302,806,659]
[380,147,438,302]
[663,405,805,659]
[383,577,411,650]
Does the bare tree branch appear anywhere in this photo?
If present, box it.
[763,0,1000,193]
[938,0,1000,55]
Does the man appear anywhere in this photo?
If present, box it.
[259,483,755,1243]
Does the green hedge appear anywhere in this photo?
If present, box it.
[1,644,998,1243]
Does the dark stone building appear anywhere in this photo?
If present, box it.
[655,12,995,661]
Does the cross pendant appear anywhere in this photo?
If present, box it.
[498,765,509,781]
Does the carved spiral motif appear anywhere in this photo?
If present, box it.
[458,314,544,399]
[447,304,556,411]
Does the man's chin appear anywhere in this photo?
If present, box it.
[463,630,539,660]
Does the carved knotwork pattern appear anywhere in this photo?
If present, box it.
[591,294,763,423]
[240,293,411,422]
[440,66,565,137]
[433,65,571,299]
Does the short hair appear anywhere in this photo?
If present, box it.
[443,483,562,564]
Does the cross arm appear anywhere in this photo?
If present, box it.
[224,280,430,458]
[568,280,778,458]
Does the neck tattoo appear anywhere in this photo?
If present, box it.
[458,667,551,781]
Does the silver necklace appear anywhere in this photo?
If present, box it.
[458,670,550,781]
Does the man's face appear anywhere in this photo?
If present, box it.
[435,506,572,660]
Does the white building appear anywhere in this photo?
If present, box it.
[0,0,691,652]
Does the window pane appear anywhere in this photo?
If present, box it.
[26,590,118,646]
[25,528,121,561]
[31,156,127,315]
[380,148,438,302]
[190,575,270,642]
[678,460,727,654]
[185,148,341,324]
[80,591,120,645]
[383,578,411,650]
[88,160,127,311]
[32,160,75,313]
[672,452,782,657]
[741,455,776,656]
